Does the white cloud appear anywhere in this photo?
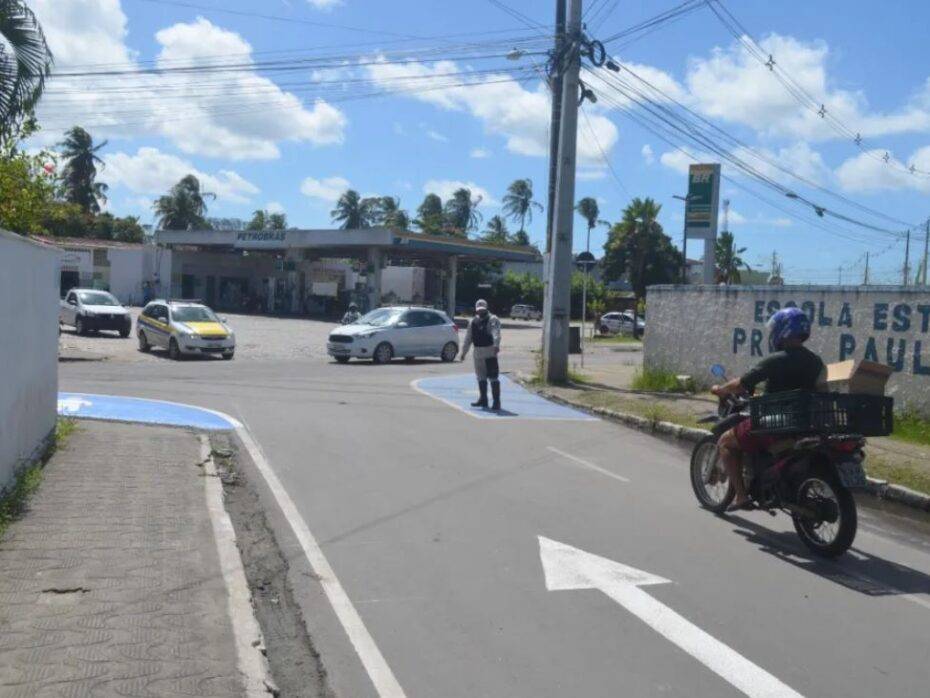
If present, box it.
[685,33,930,141]
[470,147,492,159]
[32,4,347,160]
[104,147,259,203]
[835,147,930,193]
[422,179,498,207]
[307,0,342,8]
[300,176,350,203]
[732,142,832,184]
[641,144,654,165]
[658,149,702,175]
[576,168,607,181]
[426,130,449,143]
[266,201,285,214]
[365,57,617,165]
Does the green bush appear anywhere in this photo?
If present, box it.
[631,367,694,393]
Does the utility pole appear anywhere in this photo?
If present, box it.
[542,0,582,383]
[922,218,929,286]
[838,265,843,285]
[903,228,911,287]
[544,0,566,255]
[863,252,870,285]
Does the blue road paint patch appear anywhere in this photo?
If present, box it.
[413,374,596,421]
[58,393,237,431]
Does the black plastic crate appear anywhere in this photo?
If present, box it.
[750,390,894,437]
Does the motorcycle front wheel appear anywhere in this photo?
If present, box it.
[690,435,734,513]
[792,471,857,558]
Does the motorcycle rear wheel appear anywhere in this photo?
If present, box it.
[690,435,734,513]
[792,471,857,558]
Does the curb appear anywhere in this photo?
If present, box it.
[533,387,930,514]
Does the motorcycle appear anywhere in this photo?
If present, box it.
[689,365,868,558]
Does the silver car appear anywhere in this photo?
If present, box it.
[327,307,459,364]
[60,288,132,337]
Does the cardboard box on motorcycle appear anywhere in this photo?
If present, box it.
[818,359,892,396]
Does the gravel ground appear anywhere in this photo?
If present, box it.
[58,309,578,365]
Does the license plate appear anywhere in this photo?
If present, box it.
[837,460,868,489]
[208,341,223,347]
[329,346,348,354]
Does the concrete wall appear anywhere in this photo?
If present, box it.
[0,230,59,490]
[645,285,930,414]
[108,248,146,305]
[382,266,426,303]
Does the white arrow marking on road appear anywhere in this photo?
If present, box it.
[538,537,805,698]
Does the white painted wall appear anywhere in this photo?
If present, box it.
[0,230,59,490]
[108,248,146,305]
[382,266,425,302]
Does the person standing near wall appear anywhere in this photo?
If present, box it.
[461,299,503,410]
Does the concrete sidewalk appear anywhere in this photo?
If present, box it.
[0,421,257,697]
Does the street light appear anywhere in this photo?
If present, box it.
[673,194,698,284]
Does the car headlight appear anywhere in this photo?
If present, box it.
[81,310,95,317]
[181,331,200,340]
[358,331,378,339]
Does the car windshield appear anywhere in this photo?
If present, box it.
[77,291,119,306]
[171,306,218,323]
[359,308,404,327]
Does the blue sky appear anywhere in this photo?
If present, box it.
[31,0,930,284]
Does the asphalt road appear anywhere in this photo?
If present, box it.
[60,346,930,698]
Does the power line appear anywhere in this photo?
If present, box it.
[579,104,631,197]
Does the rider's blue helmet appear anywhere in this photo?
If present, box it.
[767,306,811,351]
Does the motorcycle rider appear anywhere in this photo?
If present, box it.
[460,299,502,410]
[711,307,825,511]
[341,302,361,325]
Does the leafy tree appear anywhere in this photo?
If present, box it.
[153,174,215,230]
[570,270,606,320]
[59,126,108,214]
[502,178,542,235]
[715,230,750,284]
[481,215,510,245]
[443,187,482,236]
[0,1,53,134]
[511,229,531,247]
[377,196,410,229]
[0,148,55,234]
[331,189,377,229]
[247,209,288,230]
[602,197,682,305]
[575,196,608,250]
[414,193,444,234]
[206,217,246,230]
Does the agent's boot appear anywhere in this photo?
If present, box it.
[490,380,501,411]
[471,380,489,408]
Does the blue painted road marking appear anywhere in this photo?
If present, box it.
[58,393,238,431]
[413,374,596,421]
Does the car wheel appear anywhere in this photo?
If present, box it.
[599,325,610,336]
[119,327,130,338]
[222,351,235,361]
[440,342,458,362]
[168,338,182,360]
[404,356,416,363]
[75,317,85,336]
[372,342,393,364]
[335,356,350,364]
[138,331,150,353]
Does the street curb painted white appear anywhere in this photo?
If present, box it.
[533,388,930,513]
[200,436,276,698]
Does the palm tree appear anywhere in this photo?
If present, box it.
[378,196,410,229]
[481,215,510,245]
[331,189,379,229]
[60,126,108,214]
[415,193,443,234]
[268,212,287,230]
[443,187,482,236]
[511,229,530,246]
[0,1,53,133]
[502,178,543,235]
[247,209,288,230]
[715,231,750,284]
[575,197,608,252]
[153,174,215,230]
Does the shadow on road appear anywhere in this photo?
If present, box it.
[727,514,930,597]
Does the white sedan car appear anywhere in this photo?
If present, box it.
[599,311,646,336]
[327,307,459,364]
[60,288,132,337]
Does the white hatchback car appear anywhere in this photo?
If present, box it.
[599,311,645,336]
[60,288,132,337]
[510,304,543,321]
[327,307,459,364]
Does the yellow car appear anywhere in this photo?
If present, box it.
[137,299,236,360]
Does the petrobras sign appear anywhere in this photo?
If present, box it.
[234,230,288,248]
[684,163,721,241]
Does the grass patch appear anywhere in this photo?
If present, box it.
[0,418,77,540]
[631,367,695,393]
[866,456,930,496]
[590,334,641,345]
[889,412,930,447]
[568,389,705,431]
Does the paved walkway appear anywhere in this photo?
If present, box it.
[0,421,246,697]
